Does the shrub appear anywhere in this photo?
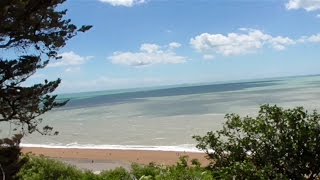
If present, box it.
[131,162,162,179]
[155,156,213,180]
[99,167,131,180]
[194,104,320,179]
[131,156,213,180]
[18,155,83,180]
[18,156,132,180]
[18,155,213,180]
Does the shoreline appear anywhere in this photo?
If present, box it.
[20,143,202,152]
[22,147,209,171]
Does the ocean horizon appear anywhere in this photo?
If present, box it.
[3,74,320,152]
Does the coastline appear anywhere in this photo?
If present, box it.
[22,147,209,172]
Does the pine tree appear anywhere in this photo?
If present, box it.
[0,0,91,178]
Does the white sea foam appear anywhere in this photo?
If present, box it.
[20,143,203,153]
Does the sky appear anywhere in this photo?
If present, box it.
[28,0,320,93]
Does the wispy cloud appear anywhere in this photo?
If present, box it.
[203,54,215,60]
[65,67,81,73]
[99,0,146,7]
[109,42,187,66]
[299,34,320,43]
[286,0,320,11]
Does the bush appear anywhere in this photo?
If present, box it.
[131,156,213,180]
[99,167,132,180]
[194,104,320,179]
[131,162,162,179]
[18,155,83,180]
[17,155,212,180]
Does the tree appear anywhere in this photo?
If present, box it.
[0,0,91,178]
[0,0,91,135]
[0,134,27,180]
[194,105,320,179]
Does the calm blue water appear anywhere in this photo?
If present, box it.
[60,80,280,110]
[3,75,320,151]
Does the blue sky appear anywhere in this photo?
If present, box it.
[29,0,320,93]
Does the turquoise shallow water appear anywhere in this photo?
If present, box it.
[2,75,320,151]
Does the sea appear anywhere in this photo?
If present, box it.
[2,75,320,152]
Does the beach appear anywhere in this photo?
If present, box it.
[14,75,320,154]
[22,147,209,172]
[5,75,320,172]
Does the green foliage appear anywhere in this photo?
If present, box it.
[18,155,213,180]
[99,167,132,180]
[122,156,213,180]
[193,104,320,179]
[131,162,162,179]
[18,155,83,180]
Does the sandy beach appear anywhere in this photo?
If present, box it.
[22,147,209,172]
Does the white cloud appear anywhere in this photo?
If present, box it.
[65,67,81,73]
[109,42,187,66]
[307,34,320,42]
[168,42,181,49]
[299,34,320,42]
[99,0,146,7]
[48,51,93,67]
[190,29,295,57]
[203,54,215,60]
[286,0,320,11]
[140,43,161,53]
[269,36,296,50]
